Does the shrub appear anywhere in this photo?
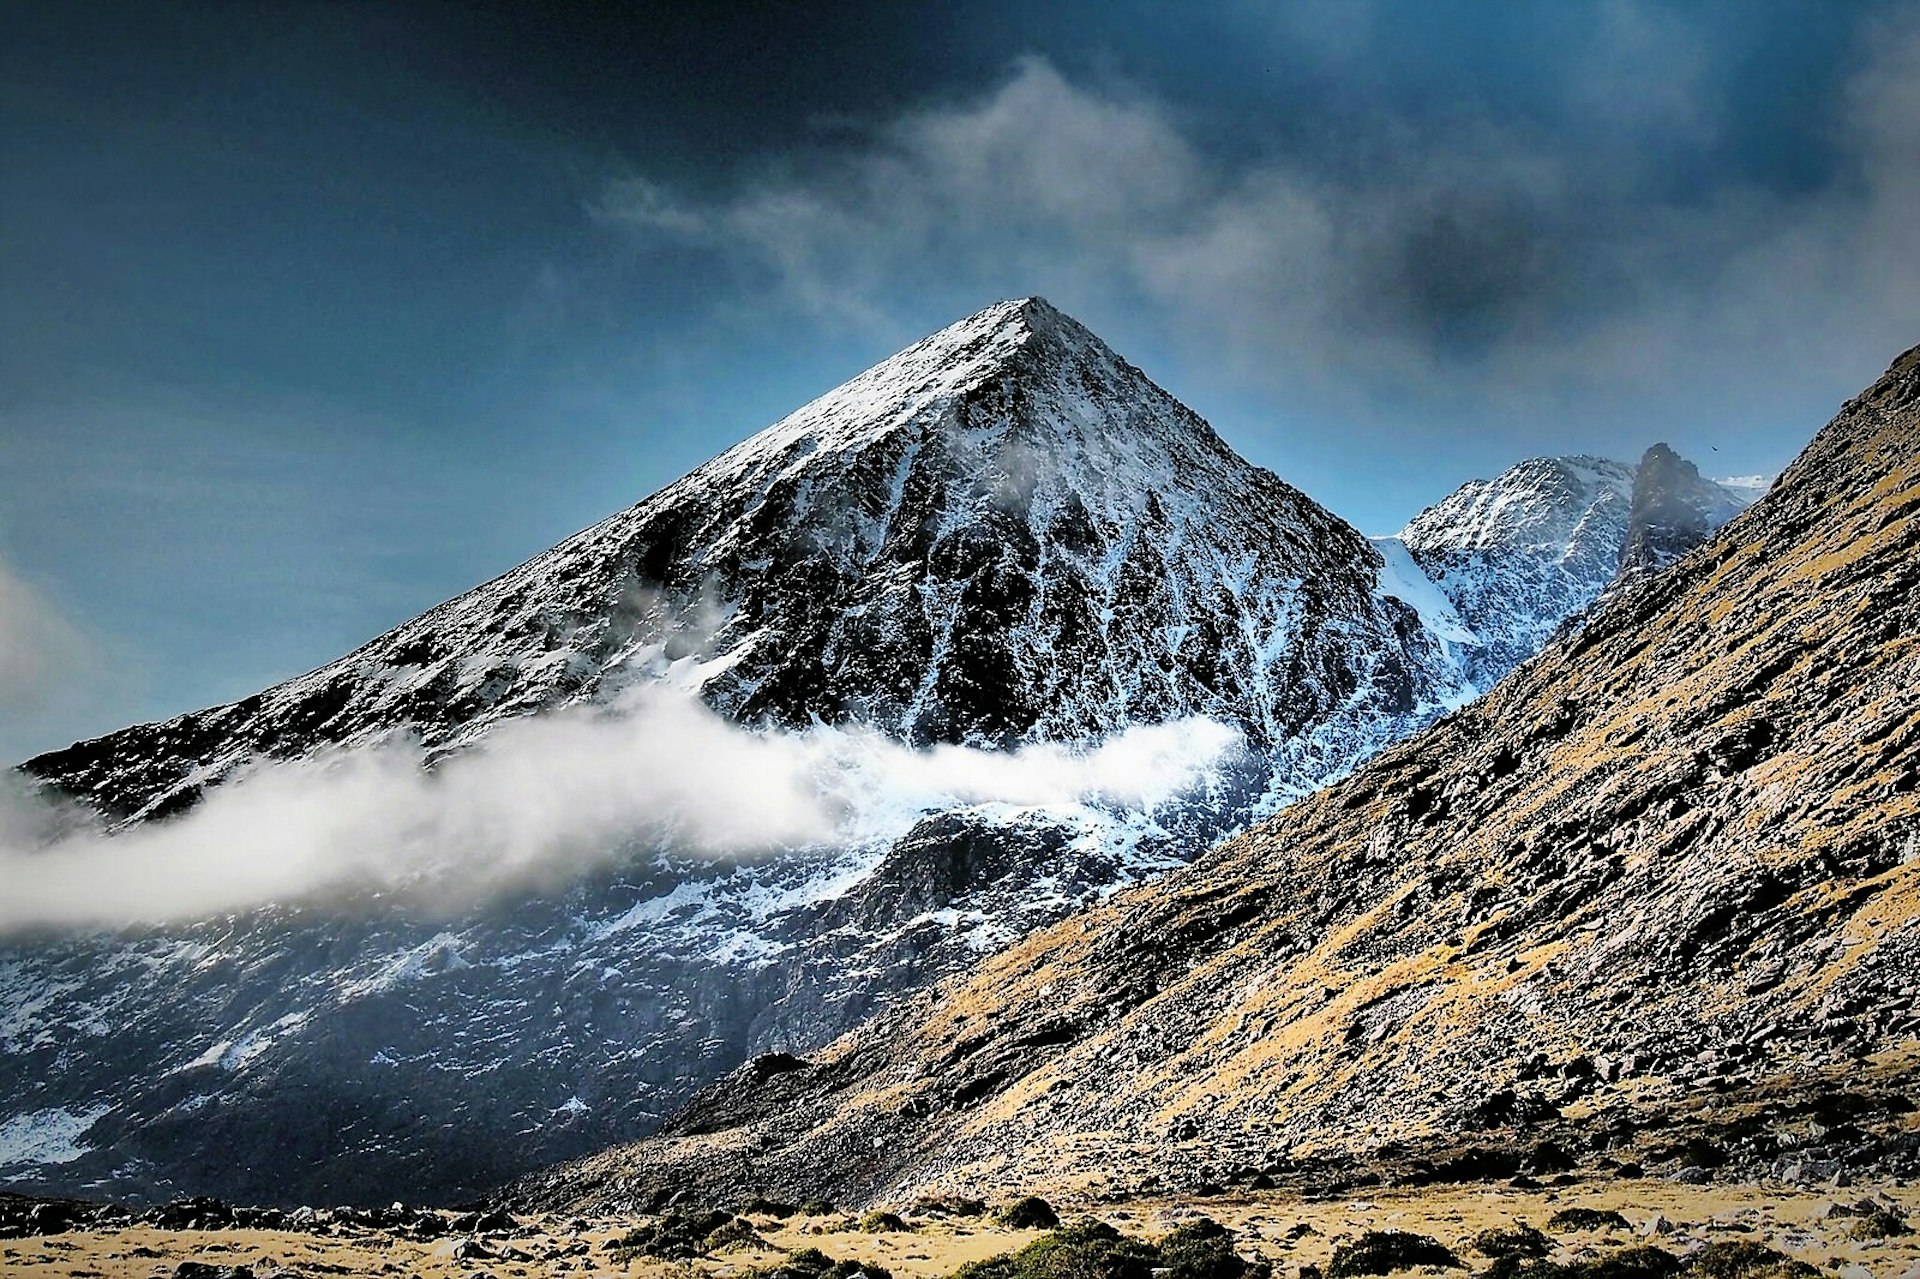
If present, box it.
[1160,1218,1268,1279]
[862,1211,911,1233]
[788,1248,840,1271]
[1683,1242,1817,1279]
[799,1199,839,1217]
[742,1197,801,1219]
[1591,1250,1684,1279]
[1472,1226,1552,1260]
[744,1246,895,1279]
[1483,1259,1564,1279]
[955,1219,1161,1279]
[996,1197,1062,1230]
[1487,1250,1684,1279]
[1545,1210,1630,1234]
[1326,1230,1461,1277]
[708,1217,770,1251]
[955,1216,1271,1279]
[1484,1258,1563,1279]
[605,1210,739,1261]
[1847,1207,1910,1240]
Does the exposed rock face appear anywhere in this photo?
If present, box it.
[1617,442,1753,580]
[0,300,1477,1208]
[510,344,1920,1212]
[1382,452,1753,690]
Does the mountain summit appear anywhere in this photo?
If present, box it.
[27,297,1462,823]
[1617,441,1753,580]
[1382,450,1753,690]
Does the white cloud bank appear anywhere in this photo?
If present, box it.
[0,688,1242,934]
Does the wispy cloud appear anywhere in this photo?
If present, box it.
[0,553,108,765]
[0,558,83,712]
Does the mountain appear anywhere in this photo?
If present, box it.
[1379,449,1754,689]
[2,300,1487,1207]
[23,298,1461,826]
[1381,455,1634,688]
[510,343,1920,1211]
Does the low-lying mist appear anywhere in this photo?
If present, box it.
[0,689,1243,934]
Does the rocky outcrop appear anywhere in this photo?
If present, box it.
[510,343,1920,1212]
[1616,442,1752,580]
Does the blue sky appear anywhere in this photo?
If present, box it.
[2,0,1918,762]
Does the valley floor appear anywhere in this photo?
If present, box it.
[6,1181,1918,1279]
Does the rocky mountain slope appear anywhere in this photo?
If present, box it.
[3,300,1487,1208]
[1380,450,1754,690]
[512,343,1920,1212]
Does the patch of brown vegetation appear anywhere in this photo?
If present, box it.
[9,1184,1920,1279]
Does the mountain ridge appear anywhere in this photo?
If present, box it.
[1378,448,1753,690]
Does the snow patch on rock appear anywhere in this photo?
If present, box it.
[0,1105,108,1169]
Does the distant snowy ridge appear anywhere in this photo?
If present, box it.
[1713,473,1773,504]
[1374,448,1759,691]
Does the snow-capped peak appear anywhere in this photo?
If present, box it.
[27,297,1457,819]
[689,297,1070,475]
[651,295,1243,562]
[1379,448,1759,691]
[1398,455,1635,560]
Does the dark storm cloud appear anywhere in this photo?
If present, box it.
[595,7,1920,416]
[3,0,1917,758]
